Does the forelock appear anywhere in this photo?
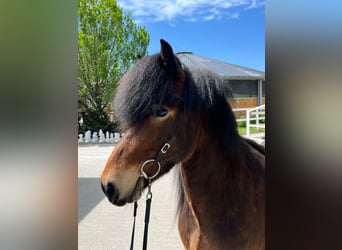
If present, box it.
[113,54,175,128]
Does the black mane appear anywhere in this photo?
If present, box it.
[182,66,239,150]
[113,53,239,150]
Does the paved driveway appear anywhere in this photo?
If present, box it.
[78,144,184,249]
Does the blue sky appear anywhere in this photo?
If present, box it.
[117,0,265,71]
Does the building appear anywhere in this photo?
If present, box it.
[176,52,265,111]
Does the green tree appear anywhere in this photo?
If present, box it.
[78,0,149,133]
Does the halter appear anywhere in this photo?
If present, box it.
[129,93,183,250]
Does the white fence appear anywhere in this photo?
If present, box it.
[79,105,265,144]
[78,129,121,144]
[232,104,265,137]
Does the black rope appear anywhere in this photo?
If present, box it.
[130,202,138,250]
[129,186,153,250]
[142,195,152,250]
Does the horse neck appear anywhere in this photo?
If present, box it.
[180,139,239,216]
[179,131,264,232]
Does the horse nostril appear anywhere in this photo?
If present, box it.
[105,182,114,197]
[102,182,120,204]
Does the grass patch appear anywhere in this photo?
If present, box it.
[238,126,265,134]
[237,120,265,134]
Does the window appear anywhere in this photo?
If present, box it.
[225,80,258,98]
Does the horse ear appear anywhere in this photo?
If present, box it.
[160,39,181,78]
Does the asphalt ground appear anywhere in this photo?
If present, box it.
[78,144,184,249]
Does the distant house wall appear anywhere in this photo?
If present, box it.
[225,80,265,116]
[228,97,266,116]
[228,97,266,108]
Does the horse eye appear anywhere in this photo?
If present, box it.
[152,106,168,117]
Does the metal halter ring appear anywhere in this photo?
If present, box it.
[160,143,171,154]
[140,159,161,180]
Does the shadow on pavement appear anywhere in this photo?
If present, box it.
[78,177,105,223]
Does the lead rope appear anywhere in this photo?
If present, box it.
[142,180,152,250]
[130,201,138,250]
[129,179,153,250]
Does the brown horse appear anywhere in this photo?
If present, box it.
[101,39,265,250]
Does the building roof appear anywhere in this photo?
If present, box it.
[176,52,265,80]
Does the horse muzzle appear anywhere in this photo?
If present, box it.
[101,177,146,206]
[101,181,125,206]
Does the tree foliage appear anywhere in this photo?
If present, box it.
[78,0,149,132]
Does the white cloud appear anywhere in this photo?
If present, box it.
[204,15,215,21]
[245,0,265,9]
[117,0,264,23]
[231,13,240,19]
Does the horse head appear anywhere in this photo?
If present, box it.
[101,40,199,206]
